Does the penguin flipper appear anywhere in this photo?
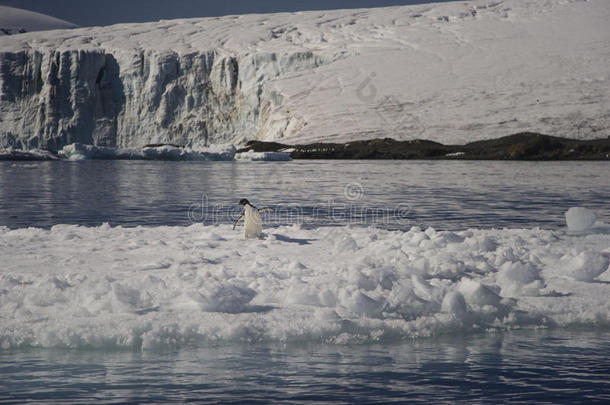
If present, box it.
[257,207,273,213]
[232,214,244,230]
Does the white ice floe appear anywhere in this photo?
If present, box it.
[1,211,609,350]
[234,150,292,161]
[565,207,598,233]
[58,143,236,161]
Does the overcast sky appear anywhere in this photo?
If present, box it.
[0,0,453,27]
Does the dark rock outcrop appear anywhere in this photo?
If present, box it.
[238,133,610,160]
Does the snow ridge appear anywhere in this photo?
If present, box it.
[0,6,77,36]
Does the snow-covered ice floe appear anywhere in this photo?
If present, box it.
[1,211,609,350]
[234,150,292,161]
[58,143,236,161]
[0,147,58,160]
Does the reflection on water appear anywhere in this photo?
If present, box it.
[1,160,608,230]
[1,330,609,403]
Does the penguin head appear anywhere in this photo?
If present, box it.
[239,198,250,206]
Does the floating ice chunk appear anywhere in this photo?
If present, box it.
[202,144,238,158]
[111,282,155,313]
[235,150,292,161]
[284,283,324,306]
[333,233,359,252]
[58,143,236,161]
[59,143,118,160]
[497,261,544,297]
[340,289,385,317]
[186,281,256,313]
[441,291,467,317]
[557,251,609,282]
[565,207,597,232]
[458,279,501,309]
[464,235,498,252]
[385,278,440,320]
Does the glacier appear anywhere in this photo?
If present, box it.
[0,0,609,150]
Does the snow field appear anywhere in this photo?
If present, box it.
[0,6,77,35]
[1,215,609,350]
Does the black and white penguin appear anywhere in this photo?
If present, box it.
[233,199,271,238]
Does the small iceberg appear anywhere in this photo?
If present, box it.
[234,150,292,161]
[565,207,597,232]
[565,207,609,234]
[58,143,236,161]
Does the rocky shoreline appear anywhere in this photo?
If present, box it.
[2,132,609,161]
[237,133,610,160]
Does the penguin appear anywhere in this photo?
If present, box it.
[233,199,272,238]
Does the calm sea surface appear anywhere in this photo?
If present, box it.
[1,160,609,403]
[1,160,608,230]
[1,330,610,403]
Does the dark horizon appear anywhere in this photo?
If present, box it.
[0,0,455,27]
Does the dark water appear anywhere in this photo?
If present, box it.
[1,330,610,404]
[1,160,608,230]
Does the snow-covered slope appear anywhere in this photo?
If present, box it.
[0,6,77,36]
[0,0,608,149]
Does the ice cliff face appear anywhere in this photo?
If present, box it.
[0,48,334,149]
[0,0,609,149]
